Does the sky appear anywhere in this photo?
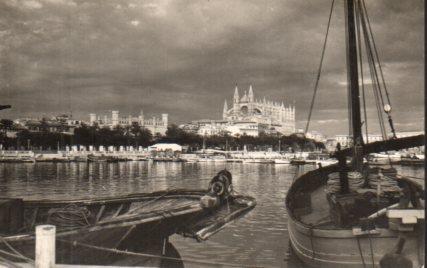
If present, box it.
[0,0,424,136]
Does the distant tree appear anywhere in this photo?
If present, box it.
[40,118,49,133]
[138,128,153,147]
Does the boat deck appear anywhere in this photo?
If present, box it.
[300,185,335,228]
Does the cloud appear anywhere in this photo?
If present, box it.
[0,0,423,137]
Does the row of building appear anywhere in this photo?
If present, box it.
[11,111,169,137]
[89,110,168,135]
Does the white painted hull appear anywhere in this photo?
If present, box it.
[288,217,424,268]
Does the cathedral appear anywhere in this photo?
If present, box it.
[222,85,296,134]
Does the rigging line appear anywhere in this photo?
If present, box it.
[359,0,395,139]
[359,15,386,112]
[360,13,386,140]
[356,237,366,268]
[360,0,392,105]
[369,59,386,140]
[304,0,335,134]
[355,0,369,143]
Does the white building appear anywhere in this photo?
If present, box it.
[89,110,168,135]
[148,143,182,152]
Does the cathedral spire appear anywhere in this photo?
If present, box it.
[248,85,254,102]
[233,86,239,103]
[223,99,228,119]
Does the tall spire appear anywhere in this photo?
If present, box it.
[233,85,239,103]
[248,85,254,102]
[223,99,228,119]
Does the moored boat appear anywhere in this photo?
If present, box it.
[0,151,35,163]
[286,1,425,267]
[87,154,108,162]
[0,170,256,265]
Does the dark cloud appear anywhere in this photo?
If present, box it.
[0,0,423,136]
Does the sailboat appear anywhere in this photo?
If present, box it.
[286,0,424,267]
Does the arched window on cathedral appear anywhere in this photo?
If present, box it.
[241,106,248,115]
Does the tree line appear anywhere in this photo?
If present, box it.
[0,120,324,152]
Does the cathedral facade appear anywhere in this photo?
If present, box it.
[222,85,296,135]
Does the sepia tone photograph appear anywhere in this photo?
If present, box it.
[0,0,424,267]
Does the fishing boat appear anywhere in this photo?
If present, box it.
[286,1,425,267]
[0,170,255,266]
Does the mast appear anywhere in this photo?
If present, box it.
[345,0,363,145]
[345,0,364,171]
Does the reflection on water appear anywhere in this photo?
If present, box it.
[0,162,423,267]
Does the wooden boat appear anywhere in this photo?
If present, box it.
[286,1,425,267]
[87,154,108,162]
[0,170,255,266]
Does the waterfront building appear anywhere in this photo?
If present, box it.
[14,114,83,135]
[181,85,296,137]
[306,131,326,142]
[190,120,263,137]
[89,110,168,135]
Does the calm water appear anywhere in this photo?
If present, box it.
[0,162,423,267]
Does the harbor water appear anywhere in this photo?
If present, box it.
[0,162,424,267]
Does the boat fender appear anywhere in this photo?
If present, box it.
[208,170,233,199]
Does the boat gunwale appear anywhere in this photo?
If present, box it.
[19,189,208,206]
[4,194,256,242]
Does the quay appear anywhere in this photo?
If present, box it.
[0,145,423,166]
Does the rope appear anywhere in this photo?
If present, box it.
[0,248,32,265]
[0,236,34,264]
[356,237,366,268]
[304,0,335,134]
[360,12,387,140]
[359,0,396,139]
[355,3,369,143]
[0,255,21,268]
[360,0,396,138]
[57,238,265,268]
[47,203,91,227]
[367,233,375,268]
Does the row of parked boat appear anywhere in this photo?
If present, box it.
[0,150,423,167]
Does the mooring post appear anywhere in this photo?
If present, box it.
[35,225,56,268]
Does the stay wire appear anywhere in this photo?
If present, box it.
[304,0,335,135]
[355,2,369,143]
[359,8,387,140]
[361,0,397,138]
[361,0,392,105]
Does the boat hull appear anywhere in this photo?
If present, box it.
[288,216,424,268]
